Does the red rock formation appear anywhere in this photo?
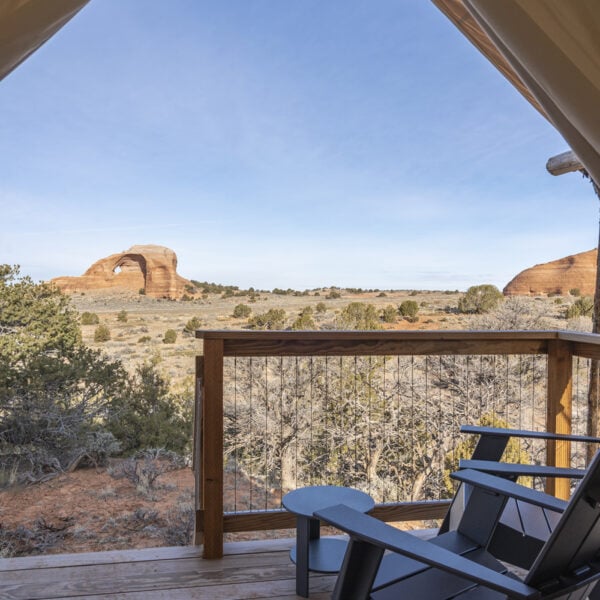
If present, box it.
[51,245,192,299]
[504,249,597,296]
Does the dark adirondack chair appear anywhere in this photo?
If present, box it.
[447,426,600,570]
[315,449,600,600]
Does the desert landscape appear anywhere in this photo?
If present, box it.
[0,244,595,557]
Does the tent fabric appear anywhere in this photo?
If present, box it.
[431,0,546,119]
[434,0,600,186]
[0,0,89,81]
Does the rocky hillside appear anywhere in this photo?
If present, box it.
[504,249,597,296]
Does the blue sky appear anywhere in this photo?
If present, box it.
[1,1,596,291]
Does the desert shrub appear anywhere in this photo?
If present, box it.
[106,363,192,455]
[138,288,146,295]
[409,290,418,296]
[566,296,594,319]
[232,303,252,319]
[399,300,419,318]
[221,289,235,299]
[163,493,194,546]
[163,329,177,344]
[381,305,398,323]
[248,309,286,330]
[138,335,151,343]
[94,324,111,342]
[326,290,341,299]
[570,288,581,297]
[117,310,128,323]
[554,297,563,304]
[107,449,186,498]
[315,302,327,314]
[457,284,503,314]
[81,311,99,325]
[475,297,549,330]
[377,291,387,297]
[0,517,73,557]
[116,508,160,531]
[183,316,202,335]
[191,280,241,295]
[442,414,531,496]
[336,302,381,330]
[292,307,316,330]
[0,267,126,482]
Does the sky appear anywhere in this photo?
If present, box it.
[1,1,597,291]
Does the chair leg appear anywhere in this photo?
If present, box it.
[331,538,384,600]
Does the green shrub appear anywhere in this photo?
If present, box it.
[117,310,128,323]
[399,300,419,318]
[336,302,381,330]
[183,316,203,335]
[94,324,111,342]
[315,302,327,314]
[232,303,252,318]
[381,305,398,323]
[566,296,594,319]
[377,291,387,297]
[81,312,99,325]
[248,309,286,330]
[107,364,192,455]
[443,414,530,496]
[138,288,146,295]
[326,290,341,299]
[163,329,177,344]
[292,307,316,330]
[570,288,581,297]
[554,297,563,305]
[138,335,152,343]
[457,284,503,314]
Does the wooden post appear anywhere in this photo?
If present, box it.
[546,339,573,499]
[193,355,204,546]
[201,339,224,558]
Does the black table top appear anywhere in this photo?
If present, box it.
[282,485,374,518]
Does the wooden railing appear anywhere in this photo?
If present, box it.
[194,329,600,558]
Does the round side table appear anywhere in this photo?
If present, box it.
[282,485,374,597]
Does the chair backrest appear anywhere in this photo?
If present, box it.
[526,450,600,590]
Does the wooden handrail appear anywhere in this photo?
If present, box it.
[195,329,600,558]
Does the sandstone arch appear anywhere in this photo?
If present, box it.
[50,245,192,299]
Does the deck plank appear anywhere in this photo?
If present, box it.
[66,576,335,599]
[0,540,336,600]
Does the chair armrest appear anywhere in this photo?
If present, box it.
[459,459,586,480]
[451,469,568,512]
[315,504,541,600]
[460,425,600,444]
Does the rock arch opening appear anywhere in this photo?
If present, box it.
[112,254,147,292]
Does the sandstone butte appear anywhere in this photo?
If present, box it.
[50,245,193,299]
[504,249,597,296]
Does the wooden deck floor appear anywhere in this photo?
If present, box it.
[0,538,336,599]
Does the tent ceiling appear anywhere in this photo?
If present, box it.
[433,0,600,185]
[0,0,89,81]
